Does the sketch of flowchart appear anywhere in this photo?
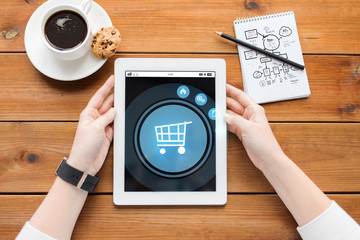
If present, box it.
[243,26,299,87]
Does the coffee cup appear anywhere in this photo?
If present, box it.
[40,0,93,61]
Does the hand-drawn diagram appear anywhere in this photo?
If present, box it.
[243,26,299,87]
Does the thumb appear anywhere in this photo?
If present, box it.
[224,111,250,132]
[95,108,117,129]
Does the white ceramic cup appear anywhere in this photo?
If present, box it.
[40,0,93,61]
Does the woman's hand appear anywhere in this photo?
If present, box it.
[67,75,117,175]
[224,84,284,171]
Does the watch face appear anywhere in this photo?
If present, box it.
[124,71,216,191]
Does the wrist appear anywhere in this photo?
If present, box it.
[258,150,289,174]
[67,156,97,176]
[56,157,100,192]
[54,175,88,196]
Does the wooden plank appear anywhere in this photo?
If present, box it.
[0,54,359,122]
[0,0,359,54]
[1,194,359,239]
[0,122,359,193]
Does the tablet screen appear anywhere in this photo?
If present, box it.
[125,71,216,191]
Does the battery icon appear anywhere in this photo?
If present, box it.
[207,73,212,76]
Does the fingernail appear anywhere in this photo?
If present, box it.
[109,108,116,114]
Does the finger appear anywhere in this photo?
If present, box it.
[226,84,256,108]
[95,107,117,129]
[104,124,114,142]
[227,96,245,115]
[99,93,114,115]
[224,110,250,132]
[226,123,237,135]
[87,75,115,109]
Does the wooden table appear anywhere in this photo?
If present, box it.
[1,0,359,239]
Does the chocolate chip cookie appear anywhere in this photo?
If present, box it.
[91,26,121,59]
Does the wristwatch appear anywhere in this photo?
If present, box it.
[55,157,99,192]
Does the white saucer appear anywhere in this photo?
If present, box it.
[24,0,112,81]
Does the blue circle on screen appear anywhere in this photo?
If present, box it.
[177,85,190,98]
[138,104,208,176]
[195,93,207,106]
[208,108,216,120]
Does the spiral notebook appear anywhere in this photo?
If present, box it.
[234,11,310,104]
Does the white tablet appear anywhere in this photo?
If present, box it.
[113,58,227,205]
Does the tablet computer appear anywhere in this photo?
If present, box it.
[113,58,227,205]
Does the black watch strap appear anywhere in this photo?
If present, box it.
[55,157,99,192]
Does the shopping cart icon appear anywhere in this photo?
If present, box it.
[154,121,192,155]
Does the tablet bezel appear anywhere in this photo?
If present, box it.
[114,58,227,205]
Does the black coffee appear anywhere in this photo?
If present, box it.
[44,10,87,50]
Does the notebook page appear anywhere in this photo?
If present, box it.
[234,12,310,104]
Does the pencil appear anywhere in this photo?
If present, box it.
[214,31,305,70]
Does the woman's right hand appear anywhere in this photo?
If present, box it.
[68,75,116,176]
[223,84,284,172]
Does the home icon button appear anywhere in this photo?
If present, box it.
[177,85,190,98]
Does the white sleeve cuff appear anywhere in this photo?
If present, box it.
[16,221,56,240]
[297,200,360,240]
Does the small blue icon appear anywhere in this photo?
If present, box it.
[177,85,190,98]
[195,93,207,106]
[208,108,216,120]
[155,121,192,155]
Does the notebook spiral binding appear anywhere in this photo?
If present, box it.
[234,11,293,24]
